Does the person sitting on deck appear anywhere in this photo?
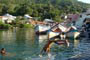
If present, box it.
[0,48,6,56]
[60,32,66,40]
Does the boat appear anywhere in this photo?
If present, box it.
[47,30,60,40]
[35,24,51,35]
[66,26,80,39]
[47,24,67,40]
[48,24,80,40]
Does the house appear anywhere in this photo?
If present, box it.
[44,19,55,26]
[0,14,16,23]
[64,14,80,27]
[24,14,32,20]
[24,14,33,24]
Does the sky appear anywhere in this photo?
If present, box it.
[78,0,90,4]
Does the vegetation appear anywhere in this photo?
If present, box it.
[10,17,34,28]
[0,21,12,29]
[17,24,34,28]
[0,0,90,22]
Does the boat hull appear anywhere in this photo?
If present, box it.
[47,31,60,40]
[48,31,80,40]
[66,32,80,39]
[35,25,50,35]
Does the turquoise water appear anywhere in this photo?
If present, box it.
[0,29,90,60]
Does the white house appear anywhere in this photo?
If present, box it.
[24,14,32,19]
[0,14,16,23]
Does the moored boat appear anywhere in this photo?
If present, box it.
[48,25,80,40]
[47,24,67,40]
[35,24,51,35]
[66,26,80,39]
[47,30,60,40]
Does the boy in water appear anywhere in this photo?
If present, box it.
[0,48,6,56]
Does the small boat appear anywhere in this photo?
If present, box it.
[48,25,80,39]
[66,26,80,39]
[47,24,67,40]
[35,24,51,35]
[47,30,60,40]
[35,23,59,35]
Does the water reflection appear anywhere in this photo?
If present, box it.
[0,30,16,45]
[74,39,79,48]
[36,35,47,43]
[0,29,39,60]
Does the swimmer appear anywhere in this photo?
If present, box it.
[0,48,6,56]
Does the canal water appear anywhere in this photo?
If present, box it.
[0,29,90,60]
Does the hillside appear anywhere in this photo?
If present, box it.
[0,0,90,21]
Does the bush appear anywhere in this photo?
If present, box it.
[0,23,12,29]
[19,24,24,28]
[0,20,3,24]
[4,24,12,29]
[24,24,34,28]
[17,23,34,28]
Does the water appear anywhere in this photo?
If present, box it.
[0,28,90,60]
